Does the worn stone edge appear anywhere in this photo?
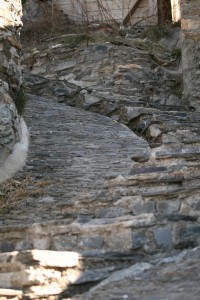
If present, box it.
[0,118,29,184]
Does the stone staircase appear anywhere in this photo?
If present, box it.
[1,27,200,299]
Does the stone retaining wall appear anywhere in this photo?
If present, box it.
[0,0,24,170]
[181,0,200,110]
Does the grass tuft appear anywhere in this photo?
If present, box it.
[0,176,50,214]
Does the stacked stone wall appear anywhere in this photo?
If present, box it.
[181,0,200,110]
[0,0,23,167]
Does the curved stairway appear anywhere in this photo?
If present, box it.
[1,28,200,299]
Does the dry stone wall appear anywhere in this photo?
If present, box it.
[181,0,200,110]
[0,0,23,167]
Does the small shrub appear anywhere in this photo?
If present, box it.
[171,48,182,61]
[0,207,11,215]
[144,25,169,42]
[15,86,27,115]
[63,33,92,48]
[174,83,183,98]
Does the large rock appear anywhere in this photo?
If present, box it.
[81,247,200,300]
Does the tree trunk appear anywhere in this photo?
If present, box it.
[157,0,172,24]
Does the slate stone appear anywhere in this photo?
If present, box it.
[24,72,49,86]
[179,225,200,238]
[95,207,129,218]
[164,215,197,222]
[156,200,181,214]
[132,200,155,215]
[131,232,146,249]
[78,236,103,250]
[130,166,166,175]
[75,267,114,284]
[0,242,15,253]
[54,61,76,72]
[95,45,108,52]
[80,247,200,300]
[52,82,81,98]
[153,228,172,249]
[53,87,69,96]
[51,235,78,251]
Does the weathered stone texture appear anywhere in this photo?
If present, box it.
[1,24,200,258]
[181,0,200,110]
[0,104,20,166]
[1,247,200,299]
[80,247,200,300]
[0,0,23,168]
[1,5,200,299]
[0,250,80,298]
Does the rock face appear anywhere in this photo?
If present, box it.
[1,247,200,299]
[0,0,26,174]
[0,250,81,299]
[81,246,200,300]
[181,0,200,110]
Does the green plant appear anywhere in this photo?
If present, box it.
[174,83,183,98]
[0,206,11,215]
[15,86,27,115]
[171,48,182,61]
[63,33,92,48]
[144,25,170,42]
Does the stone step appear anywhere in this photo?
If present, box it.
[1,207,200,256]
[2,25,200,299]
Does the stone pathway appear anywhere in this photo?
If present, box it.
[1,27,200,299]
[0,92,150,250]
